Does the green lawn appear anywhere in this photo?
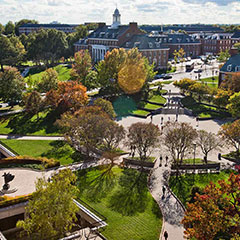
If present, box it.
[139,102,161,111]
[182,158,216,164]
[0,140,75,165]
[0,111,61,136]
[25,65,71,86]
[169,170,231,206]
[200,76,219,84]
[148,95,166,105]
[131,109,150,117]
[77,166,162,240]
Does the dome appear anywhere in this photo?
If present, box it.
[114,8,120,15]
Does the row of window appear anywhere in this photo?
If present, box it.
[227,65,240,72]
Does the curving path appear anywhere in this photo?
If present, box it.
[0,134,64,141]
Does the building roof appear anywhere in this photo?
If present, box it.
[220,54,240,73]
[204,33,233,40]
[114,8,120,15]
[232,31,240,39]
[163,33,200,44]
[88,25,129,39]
[140,24,224,33]
[121,34,169,50]
[19,23,78,28]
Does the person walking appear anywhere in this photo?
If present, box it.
[162,186,166,196]
[159,156,163,167]
[164,231,168,240]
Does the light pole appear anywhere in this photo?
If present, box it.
[193,143,197,183]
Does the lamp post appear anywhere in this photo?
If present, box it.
[193,143,197,183]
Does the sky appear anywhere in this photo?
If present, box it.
[0,0,240,25]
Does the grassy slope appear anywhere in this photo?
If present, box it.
[78,166,162,240]
[169,170,231,205]
[0,111,61,136]
[0,140,74,165]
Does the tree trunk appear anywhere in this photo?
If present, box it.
[0,63,4,72]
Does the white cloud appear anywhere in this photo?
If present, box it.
[0,0,239,25]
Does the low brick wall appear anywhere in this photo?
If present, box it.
[123,158,155,168]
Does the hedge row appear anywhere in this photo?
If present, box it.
[0,155,60,169]
[0,194,32,208]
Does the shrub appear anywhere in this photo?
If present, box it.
[0,156,60,169]
[0,194,32,208]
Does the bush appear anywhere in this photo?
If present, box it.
[1,156,60,169]
[0,194,32,208]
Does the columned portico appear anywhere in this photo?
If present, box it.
[92,45,109,62]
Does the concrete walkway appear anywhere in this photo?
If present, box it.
[149,159,185,240]
[0,134,64,141]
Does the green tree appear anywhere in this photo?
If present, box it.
[189,82,210,102]
[221,72,240,93]
[17,169,79,240]
[213,89,232,108]
[227,92,240,118]
[15,19,38,35]
[94,98,116,119]
[234,43,240,53]
[4,21,15,35]
[126,122,160,163]
[0,67,25,104]
[217,50,230,62]
[0,23,4,34]
[38,68,59,93]
[71,50,92,86]
[174,78,196,94]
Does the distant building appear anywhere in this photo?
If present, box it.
[19,23,79,35]
[219,47,240,85]
[74,8,170,69]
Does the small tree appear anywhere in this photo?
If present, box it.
[182,172,240,240]
[24,91,42,119]
[17,169,79,240]
[37,68,59,93]
[162,122,198,167]
[174,78,195,95]
[213,89,232,108]
[221,72,240,92]
[0,67,25,104]
[219,119,240,155]
[227,92,240,118]
[94,98,116,119]
[126,122,160,162]
[189,82,210,102]
[217,49,230,62]
[196,130,223,163]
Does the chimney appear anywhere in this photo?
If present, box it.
[129,22,138,30]
[98,22,106,28]
[229,47,238,57]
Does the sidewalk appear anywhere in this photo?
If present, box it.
[149,158,185,240]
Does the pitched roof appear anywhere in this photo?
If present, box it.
[165,33,200,44]
[220,54,240,72]
[88,25,129,39]
[121,34,169,50]
[232,31,240,39]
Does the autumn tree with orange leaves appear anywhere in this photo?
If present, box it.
[182,171,240,240]
[45,81,88,112]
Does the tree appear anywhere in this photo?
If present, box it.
[178,48,186,67]
[24,91,42,118]
[37,68,59,93]
[213,89,232,108]
[182,172,240,240]
[17,169,79,240]
[45,81,88,112]
[173,78,196,95]
[173,50,179,66]
[189,82,210,102]
[0,67,25,104]
[219,119,240,155]
[93,98,116,119]
[221,72,240,92]
[0,23,4,34]
[196,130,222,163]
[217,49,230,62]
[227,92,240,118]
[118,57,147,94]
[126,122,160,162]
[71,50,92,87]
[234,42,240,53]
[15,19,38,35]
[84,70,99,90]
[4,21,15,35]
[162,122,198,167]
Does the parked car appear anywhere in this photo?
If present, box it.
[163,74,172,79]
[194,69,203,73]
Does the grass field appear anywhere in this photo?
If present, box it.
[77,166,162,240]
[0,111,61,136]
[169,170,231,206]
[0,140,75,165]
[25,65,71,86]
[148,95,166,105]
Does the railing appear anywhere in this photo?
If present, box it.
[0,231,7,240]
[0,140,18,158]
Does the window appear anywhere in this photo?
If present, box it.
[235,66,240,72]
[149,42,153,48]
[227,65,232,72]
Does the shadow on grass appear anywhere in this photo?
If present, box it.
[5,111,60,135]
[77,164,116,203]
[108,168,148,216]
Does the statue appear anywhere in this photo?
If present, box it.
[2,172,15,191]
